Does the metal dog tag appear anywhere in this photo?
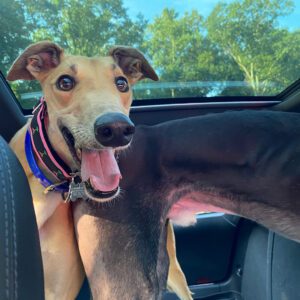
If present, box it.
[65,177,89,202]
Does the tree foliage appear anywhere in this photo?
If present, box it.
[206,0,298,95]
[0,0,30,73]
[143,8,244,98]
[20,0,147,56]
[1,0,299,105]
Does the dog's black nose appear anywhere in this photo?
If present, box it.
[94,113,135,147]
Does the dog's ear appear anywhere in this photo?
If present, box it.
[7,41,63,81]
[109,46,159,84]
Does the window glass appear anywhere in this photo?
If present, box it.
[1,0,299,109]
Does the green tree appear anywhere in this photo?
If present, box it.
[2,0,299,104]
[9,0,147,108]
[143,8,243,98]
[146,9,204,82]
[0,0,30,73]
[20,0,147,56]
[206,0,300,95]
[0,0,37,108]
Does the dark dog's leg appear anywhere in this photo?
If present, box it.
[151,110,300,242]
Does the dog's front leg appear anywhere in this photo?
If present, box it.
[8,170,85,299]
[28,179,85,299]
[167,221,193,300]
[157,111,300,242]
[39,202,85,300]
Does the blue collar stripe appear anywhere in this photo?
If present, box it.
[25,130,69,193]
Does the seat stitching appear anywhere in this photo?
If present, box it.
[2,143,18,299]
[0,141,10,300]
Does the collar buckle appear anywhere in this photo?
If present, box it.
[63,173,89,202]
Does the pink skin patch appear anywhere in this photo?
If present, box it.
[168,194,232,226]
[81,148,121,192]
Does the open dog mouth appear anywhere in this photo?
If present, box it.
[61,126,121,201]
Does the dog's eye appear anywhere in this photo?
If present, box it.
[115,76,129,93]
[56,75,75,91]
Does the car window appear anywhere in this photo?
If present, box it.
[1,0,300,110]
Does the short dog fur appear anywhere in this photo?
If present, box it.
[74,110,300,298]
[8,41,191,299]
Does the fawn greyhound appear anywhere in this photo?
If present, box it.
[74,110,300,299]
[8,41,191,299]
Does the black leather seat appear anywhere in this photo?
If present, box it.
[0,136,44,300]
[241,225,300,300]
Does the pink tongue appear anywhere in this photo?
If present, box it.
[81,149,121,192]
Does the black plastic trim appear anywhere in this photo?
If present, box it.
[131,101,280,112]
[132,95,279,106]
[0,71,24,112]
[276,78,300,100]
[0,71,26,141]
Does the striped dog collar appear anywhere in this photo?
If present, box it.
[25,98,72,193]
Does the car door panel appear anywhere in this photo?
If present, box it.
[174,214,240,285]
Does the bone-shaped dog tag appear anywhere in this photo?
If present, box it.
[65,178,89,202]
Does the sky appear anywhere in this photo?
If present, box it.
[123,0,300,30]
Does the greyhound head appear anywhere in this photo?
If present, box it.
[7,41,158,202]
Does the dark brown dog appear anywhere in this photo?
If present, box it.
[74,110,300,299]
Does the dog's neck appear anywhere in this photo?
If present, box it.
[25,98,72,192]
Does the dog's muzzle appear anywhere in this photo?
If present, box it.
[94,113,135,147]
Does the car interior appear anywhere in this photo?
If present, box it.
[1,67,300,299]
[1,0,300,299]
